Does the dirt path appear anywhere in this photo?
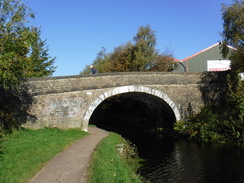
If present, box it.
[29,127,108,183]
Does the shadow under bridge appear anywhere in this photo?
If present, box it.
[89,92,177,131]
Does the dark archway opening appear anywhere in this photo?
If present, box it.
[89,92,179,182]
[89,92,176,132]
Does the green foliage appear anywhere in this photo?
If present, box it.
[226,72,244,116]
[109,43,135,72]
[0,128,88,183]
[174,109,224,143]
[221,0,244,72]
[132,25,156,71]
[80,25,176,74]
[24,28,56,78]
[0,0,56,132]
[88,132,143,183]
[229,48,244,72]
[0,0,56,89]
[221,0,244,49]
[222,72,244,144]
[174,73,244,146]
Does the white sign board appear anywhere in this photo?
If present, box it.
[207,60,231,72]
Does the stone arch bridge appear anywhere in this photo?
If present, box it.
[21,72,226,131]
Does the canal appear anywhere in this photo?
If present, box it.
[89,93,244,183]
[114,128,244,183]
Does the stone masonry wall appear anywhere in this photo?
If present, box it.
[24,72,202,95]
[21,72,227,130]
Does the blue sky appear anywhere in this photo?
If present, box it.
[27,0,233,76]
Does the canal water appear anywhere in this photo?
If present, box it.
[114,129,244,183]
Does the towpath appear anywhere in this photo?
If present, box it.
[30,127,108,183]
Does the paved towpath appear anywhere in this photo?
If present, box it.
[30,127,108,183]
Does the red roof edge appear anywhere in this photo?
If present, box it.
[178,42,237,62]
[173,58,181,62]
[181,42,220,62]
[172,42,237,63]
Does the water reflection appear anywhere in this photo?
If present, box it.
[115,129,244,183]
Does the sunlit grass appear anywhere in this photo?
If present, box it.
[0,128,88,183]
[88,132,144,183]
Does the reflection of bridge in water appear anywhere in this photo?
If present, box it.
[22,72,227,131]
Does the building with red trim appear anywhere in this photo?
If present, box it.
[173,42,236,72]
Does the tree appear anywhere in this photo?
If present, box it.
[132,25,157,71]
[25,28,56,77]
[80,25,176,74]
[221,1,244,137]
[109,42,135,72]
[0,0,56,89]
[221,0,244,72]
[0,0,56,131]
[221,1,244,141]
[149,54,176,72]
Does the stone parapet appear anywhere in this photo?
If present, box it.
[23,72,204,95]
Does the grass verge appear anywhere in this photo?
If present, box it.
[0,128,88,183]
[88,132,144,183]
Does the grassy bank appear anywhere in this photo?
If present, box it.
[88,132,144,183]
[0,128,88,183]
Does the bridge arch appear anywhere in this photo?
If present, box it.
[82,85,180,131]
